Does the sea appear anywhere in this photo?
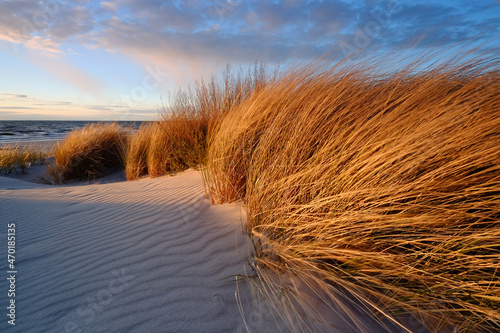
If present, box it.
[0,121,145,144]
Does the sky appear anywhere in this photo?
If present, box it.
[0,0,499,121]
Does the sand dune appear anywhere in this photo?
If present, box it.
[0,170,282,332]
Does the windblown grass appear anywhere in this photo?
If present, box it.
[125,63,272,179]
[0,144,49,175]
[204,50,500,332]
[125,113,209,179]
[125,117,205,179]
[50,123,128,182]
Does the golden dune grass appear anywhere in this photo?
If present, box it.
[125,63,272,179]
[40,54,498,331]
[0,144,49,174]
[204,51,500,332]
[146,120,192,177]
[125,122,154,180]
[127,112,209,179]
[50,123,128,182]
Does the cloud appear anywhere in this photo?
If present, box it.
[1,0,499,120]
[78,0,498,75]
[33,101,72,106]
[0,106,36,109]
[0,93,29,100]
[0,93,156,120]
[0,0,39,44]
[46,5,95,40]
[100,1,117,12]
[0,0,93,54]
[2,0,499,66]
[0,92,72,107]
[25,36,61,54]
[27,54,105,96]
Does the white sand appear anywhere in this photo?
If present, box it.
[0,170,283,332]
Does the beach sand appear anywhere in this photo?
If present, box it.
[0,168,285,332]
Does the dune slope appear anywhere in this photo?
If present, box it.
[0,170,278,332]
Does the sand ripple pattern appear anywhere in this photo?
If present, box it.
[0,170,275,333]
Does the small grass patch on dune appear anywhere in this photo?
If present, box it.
[0,144,49,175]
[50,123,128,183]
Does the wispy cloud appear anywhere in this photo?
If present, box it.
[26,54,105,96]
[2,0,498,66]
[99,1,118,13]
[0,93,29,100]
[0,106,36,109]
[0,0,498,120]
[0,92,72,107]
[25,36,61,54]
[0,92,157,120]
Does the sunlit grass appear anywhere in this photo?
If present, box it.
[0,144,49,175]
[49,123,128,183]
[204,50,500,332]
[125,63,272,180]
[125,122,154,180]
[25,51,499,332]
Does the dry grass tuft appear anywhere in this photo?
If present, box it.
[145,120,193,177]
[125,122,154,180]
[124,63,273,179]
[159,63,272,174]
[50,123,128,182]
[205,49,500,332]
[0,144,49,174]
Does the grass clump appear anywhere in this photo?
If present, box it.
[50,123,128,183]
[125,118,205,179]
[204,50,500,332]
[125,63,272,180]
[146,120,194,177]
[0,145,49,175]
[125,122,154,180]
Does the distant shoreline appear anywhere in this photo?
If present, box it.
[0,139,60,151]
[0,120,145,145]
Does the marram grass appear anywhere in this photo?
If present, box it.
[125,62,272,180]
[50,123,128,183]
[0,145,49,175]
[38,53,499,331]
[204,50,500,332]
[125,122,154,180]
